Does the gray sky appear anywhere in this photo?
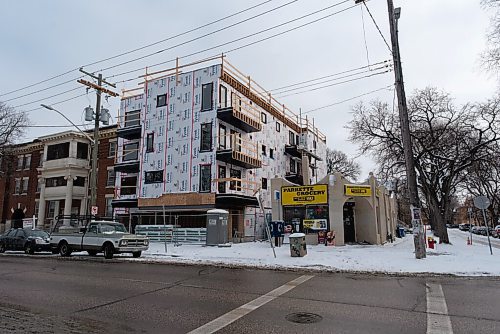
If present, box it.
[0,0,496,178]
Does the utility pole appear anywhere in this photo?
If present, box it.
[386,0,425,258]
[77,70,118,216]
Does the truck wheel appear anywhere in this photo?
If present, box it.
[132,251,142,258]
[0,243,5,253]
[103,243,114,259]
[87,250,97,256]
[25,243,35,255]
[59,241,71,257]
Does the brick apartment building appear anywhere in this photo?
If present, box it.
[0,125,117,231]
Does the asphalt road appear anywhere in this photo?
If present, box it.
[0,255,499,334]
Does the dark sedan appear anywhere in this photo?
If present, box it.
[0,228,51,254]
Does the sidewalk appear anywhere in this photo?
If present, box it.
[131,228,500,276]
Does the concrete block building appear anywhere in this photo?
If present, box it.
[112,57,327,239]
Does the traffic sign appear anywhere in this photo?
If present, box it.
[473,196,490,210]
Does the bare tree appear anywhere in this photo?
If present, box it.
[347,88,500,243]
[325,148,361,181]
[0,102,29,149]
[481,0,500,73]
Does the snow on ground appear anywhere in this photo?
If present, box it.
[130,228,499,276]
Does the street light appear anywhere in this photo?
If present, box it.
[40,104,94,144]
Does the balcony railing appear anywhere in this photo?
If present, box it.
[117,109,141,140]
[213,177,258,196]
[217,93,261,133]
[216,133,261,169]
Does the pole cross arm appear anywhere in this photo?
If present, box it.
[77,79,119,97]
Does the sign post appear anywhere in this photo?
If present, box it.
[473,196,493,255]
[467,207,473,245]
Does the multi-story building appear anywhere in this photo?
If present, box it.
[0,125,117,231]
[113,57,327,239]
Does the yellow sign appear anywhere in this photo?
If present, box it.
[345,184,372,197]
[281,184,328,206]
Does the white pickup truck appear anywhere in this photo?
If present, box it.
[50,221,149,259]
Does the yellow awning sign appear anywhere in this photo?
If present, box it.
[345,184,372,197]
[281,185,328,206]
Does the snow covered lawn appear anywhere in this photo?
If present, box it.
[127,228,499,276]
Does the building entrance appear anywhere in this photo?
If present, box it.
[343,202,356,243]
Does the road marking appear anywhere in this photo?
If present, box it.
[426,283,453,334]
[187,274,314,334]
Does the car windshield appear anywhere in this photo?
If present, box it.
[25,229,49,238]
[100,223,127,234]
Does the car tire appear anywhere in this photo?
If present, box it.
[87,250,97,256]
[59,241,71,257]
[103,243,114,259]
[0,243,5,253]
[132,251,142,258]
[25,243,35,255]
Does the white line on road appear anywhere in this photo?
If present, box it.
[426,282,453,334]
[187,274,314,334]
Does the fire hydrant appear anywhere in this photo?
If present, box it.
[427,237,436,249]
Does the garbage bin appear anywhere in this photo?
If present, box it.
[399,227,406,237]
[289,233,307,257]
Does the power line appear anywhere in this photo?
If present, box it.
[360,5,371,69]
[13,87,82,108]
[270,61,391,94]
[279,69,391,97]
[302,85,393,115]
[107,0,354,81]
[20,124,93,128]
[23,91,89,113]
[363,1,392,53]
[0,0,279,97]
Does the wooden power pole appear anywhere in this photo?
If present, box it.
[77,70,118,215]
[386,0,426,258]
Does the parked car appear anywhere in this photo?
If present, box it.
[471,226,481,234]
[459,224,472,231]
[50,221,149,259]
[446,224,459,229]
[0,228,51,254]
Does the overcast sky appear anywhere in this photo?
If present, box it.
[0,0,496,178]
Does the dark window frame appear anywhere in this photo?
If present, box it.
[261,112,267,124]
[262,177,268,190]
[199,164,212,193]
[144,170,164,184]
[200,122,212,152]
[276,122,281,132]
[146,133,154,153]
[157,94,167,107]
[269,148,274,159]
[219,84,227,108]
[76,142,89,160]
[218,124,227,150]
[46,142,70,161]
[108,141,117,157]
[201,83,213,112]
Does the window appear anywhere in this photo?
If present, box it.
[14,178,21,194]
[276,122,281,132]
[47,201,56,218]
[270,148,274,159]
[36,179,41,193]
[219,84,227,108]
[124,110,141,127]
[201,83,213,111]
[200,123,212,152]
[144,170,163,184]
[76,142,89,159]
[218,124,227,150]
[121,176,137,195]
[218,165,226,193]
[146,133,154,153]
[74,177,86,187]
[262,145,267,156]
[289,131,295,145]
[21,178,29,193]
[17,156,23,170]
[262,178,268,190]
[38,151,44,167]
[313,140,317,149]
[261,112,267,124]
[47,142,70,160]
[106,170,115,187]
[108,141,117,157]
[123,142,139,161]
[229,169,241,191]
[23,155,31,169]
[105,198,113,217]
[157,94,167,107]
[290,158,296,174]
[199,165,211,192]
[46,177,67,187]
